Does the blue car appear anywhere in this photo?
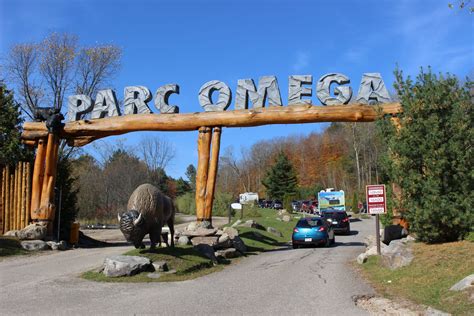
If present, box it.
[292,217,335,248]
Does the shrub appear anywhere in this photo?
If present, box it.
[377,68,473,242]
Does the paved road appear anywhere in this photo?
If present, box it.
[0,216,375,315]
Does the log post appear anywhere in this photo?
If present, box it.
[36,133,60,233]
[16,163,22,230]
[4,167,10,232]
[30,138,46,215]
[1,168,5,234]
[195,127,212,222]
[25,162,31,227]
[204,127,222,223]
[9,172,13,232]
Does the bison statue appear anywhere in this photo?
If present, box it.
[118,184,175,249]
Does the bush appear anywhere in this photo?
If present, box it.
[377,68,473,242]
[175,192,195,215]
[175,191,233,217]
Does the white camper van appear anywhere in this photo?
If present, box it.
[239,192,259,205]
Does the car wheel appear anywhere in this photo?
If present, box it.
[292,243,298,249]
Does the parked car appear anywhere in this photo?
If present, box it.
[291,200,301,212]
[300,200,311,212]
[309,200,319,214]
[258,199,266,208]
[320,210,351,234]
[292,217,335,248]
[271,200,283,209]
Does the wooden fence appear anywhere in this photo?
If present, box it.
[0,162,32,235]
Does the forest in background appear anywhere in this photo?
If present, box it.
[66,120,380,222]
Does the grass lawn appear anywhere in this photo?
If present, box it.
[83,208,298,282]
[230,208,298,252]
[0,237,29,258]
[359,240,474,315]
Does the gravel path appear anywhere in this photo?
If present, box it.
[0,216,375,315]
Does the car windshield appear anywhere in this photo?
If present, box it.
[322,212,347,219]
[297,219,323,228]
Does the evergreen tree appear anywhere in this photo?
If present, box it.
[185,164,197,191]
[0,82,32,166]
[378,68,473,243]
[175,177,192,196]
[262,151,298,200]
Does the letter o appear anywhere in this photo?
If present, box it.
[198,80,232,112]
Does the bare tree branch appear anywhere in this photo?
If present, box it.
[139,136,176,172]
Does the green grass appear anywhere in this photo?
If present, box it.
[0,237,29,257]
[228,208,298,252]
[359,240,474,315]
[465,231,474,242]
[83,208,297,283]
[82,245,224,282]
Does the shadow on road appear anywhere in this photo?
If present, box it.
[333,241,365,247]
[78,232,129,248]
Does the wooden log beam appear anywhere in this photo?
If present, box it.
[195,127,212,222]
[21,103,402,147]
[204,127,222,223]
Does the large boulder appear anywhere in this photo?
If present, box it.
[4,230,19,237]
[381,240,414,270]
[215,248,240,259]
[231,236,247,254]
[231,219,242,227]
[182,227,218,237]
[266,227,283,237]
[450,274,474,291]
[215,233,232,249]
[20,240,49,251]
[46,240,67,251]
[223,227,239,239]
[357,252,368,264]
[282,215,291,222]
[103,255,153,277]
[152,261,168,272]
[177,236,190,246]
[241,220,264,230]
[190,236,219,247]
[193,244,218,264]
[17,223,47,240]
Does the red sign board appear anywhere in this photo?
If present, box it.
[366,184,386,215]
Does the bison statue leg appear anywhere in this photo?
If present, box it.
[167,217,175,248]
[149,223,163,249]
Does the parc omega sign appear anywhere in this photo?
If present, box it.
[66,73,392,121]
[21,71,401,230]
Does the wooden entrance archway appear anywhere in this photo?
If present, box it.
[21,103,402,228]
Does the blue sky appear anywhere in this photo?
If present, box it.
[1,0,472,178]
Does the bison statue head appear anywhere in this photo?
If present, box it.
[118,210,146,249]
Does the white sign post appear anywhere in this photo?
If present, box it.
[366,184,387,255]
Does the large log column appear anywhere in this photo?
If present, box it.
[32,133,60,233]
[204,127,222,224]
[195,127,212,222]
[30,138,46,214]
